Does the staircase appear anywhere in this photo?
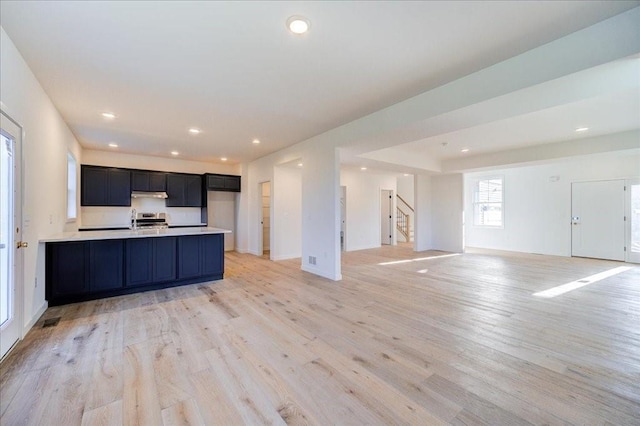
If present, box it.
[396,195,414,242]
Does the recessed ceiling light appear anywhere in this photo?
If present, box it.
[297,163,303,167]
[461,148,470,153]
[252,139,261,144]
[101,112,116,119]
[220,157,227,161]
[287,16,310,35]
[403,173,410,177]
[575,127,589,132]
[188,128,201,135]
[108,143,118,148]
[171,151,179,156]
[360,167,367,171]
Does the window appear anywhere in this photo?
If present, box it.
[473,177,503,227]
[66,152,77,221]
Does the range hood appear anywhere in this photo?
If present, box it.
[131,191,168,199]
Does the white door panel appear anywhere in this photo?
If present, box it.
[571,180,625,261]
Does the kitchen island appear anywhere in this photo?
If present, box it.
[41,227,231,306]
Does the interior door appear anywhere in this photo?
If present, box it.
[626,178,640,263]
[571,180,625,261]
[381,190,393,245]
[1,111,23,360]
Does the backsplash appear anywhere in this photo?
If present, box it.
[81,198,203,227]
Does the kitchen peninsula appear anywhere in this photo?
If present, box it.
[42,227,230,306]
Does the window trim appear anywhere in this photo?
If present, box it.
[472,175,504,229]
[66,151,77,222]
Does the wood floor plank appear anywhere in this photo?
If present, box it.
[161,398,205,426]
[188,367,243,425]
[81,400,123,426]
[123,339,163,426]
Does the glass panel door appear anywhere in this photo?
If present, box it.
[1,112,22,360]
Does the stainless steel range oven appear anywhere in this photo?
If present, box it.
[131,211,168,230]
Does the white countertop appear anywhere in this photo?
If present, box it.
[41,227,231,243]
[78,223,208,230]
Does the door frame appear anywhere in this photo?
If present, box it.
[258,181,271,257]
[0,109,24,361]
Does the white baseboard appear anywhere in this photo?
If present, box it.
[271,253,302,261]
[23,301,48,337]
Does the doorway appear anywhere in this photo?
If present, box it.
[1,111,23,360]
[571,180,625,261]
[381,189,393,245]
[260,181,271,257]
[626,178,640,263]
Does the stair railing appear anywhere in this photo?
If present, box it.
[396,207,410,241]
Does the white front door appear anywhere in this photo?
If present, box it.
[571,180,625,261]
[626,178,640,263]
[1,112,23,360]
[381,190,393,245]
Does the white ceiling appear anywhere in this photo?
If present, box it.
[1,1,638,165]
[360,58,640,170]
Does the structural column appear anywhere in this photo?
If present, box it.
[301,144,341,280]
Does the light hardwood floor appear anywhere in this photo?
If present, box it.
[1,245,639,425]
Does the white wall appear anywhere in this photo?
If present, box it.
[301,145,341,280]
[208,192,236,251]
[1,27,83,332]
[272,166,302,260]
[340,168,397,252]
[431,173,464,252]
[465,151,640,256]
[414,173,465,253]
[414,175,432,251]
[397,174,414,207]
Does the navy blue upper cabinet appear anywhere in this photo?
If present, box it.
[81,165,131,206]
[205,174,241,192]
[166,173,202,207]
[132,170,166,192]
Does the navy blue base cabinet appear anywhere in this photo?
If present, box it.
[46,234,224,306]
[178,234,223,279]
[125,237,177,286]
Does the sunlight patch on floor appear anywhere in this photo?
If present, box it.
[533,266,633,298]
[378,253,461,266]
